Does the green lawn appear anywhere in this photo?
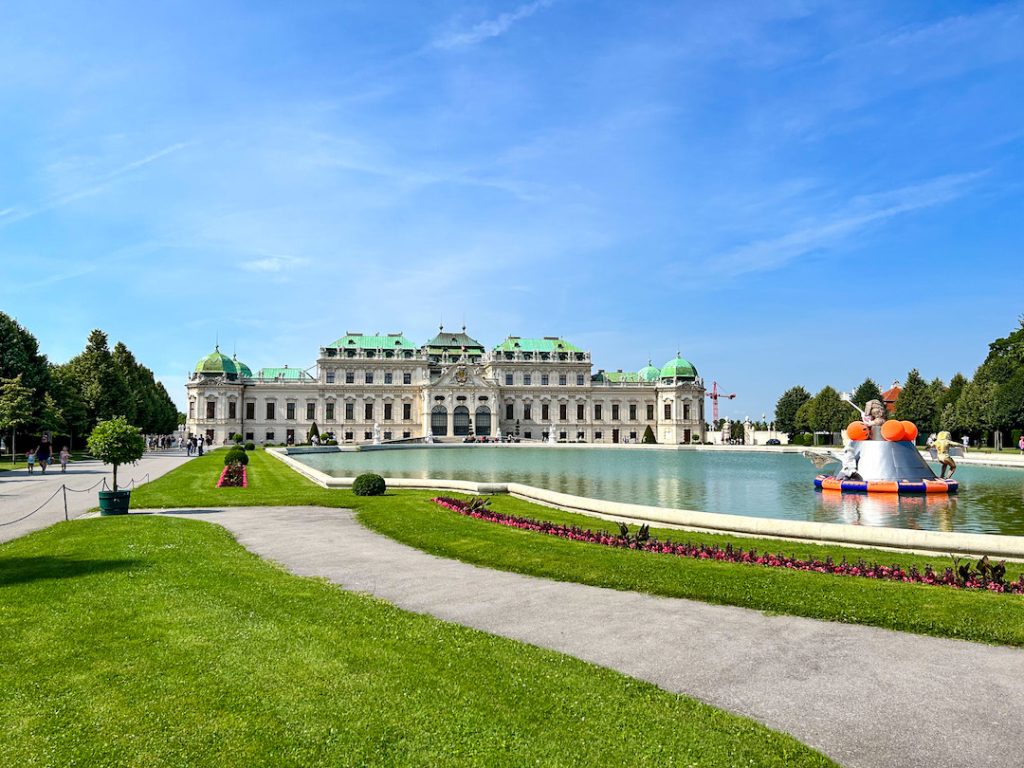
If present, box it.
[130,451,1024,646]
[0,517,832,767]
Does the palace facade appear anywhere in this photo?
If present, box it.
[185,328,706,445]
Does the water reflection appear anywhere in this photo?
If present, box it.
[298,447,1024,535]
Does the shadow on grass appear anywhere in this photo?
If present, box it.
[158,509,224,515]
[0,556,142,586]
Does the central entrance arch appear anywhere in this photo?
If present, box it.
[453,405,471,436]
[475,405,491,436]
[431,405,448,436]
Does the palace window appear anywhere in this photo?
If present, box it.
[364,431,372,440]
[683,403,690,420]
[541,374,549,386]
[345,403,354,420]
[365,372,374,384]
[524,431,532,439]
[266,431,275,441]
[326,402,335,420]
[542,404,550,421]
[612,404,620,420]
[245,432,253,441]
[559,403,567,420]
[524,374,532,386]
[505,403,514,419]
[647,404,654,421]
[577,403,584,420]
[403,431,411,438]
[305,403,314,420]
[384,403,393,421]
[345,371,354,384]
[403,373,412,385]
[189,401,194,418]
[206,401,215,419]
[403,403,411,420]
[246,402,255,420]
[595,431,603,439]
[629,404,636,421]
[364,402,373,420]
[559,374,567,386]
[384,372,393,385]
[630,431,637,441]
[524,404,532,421]
[576,374,585,386]
[384,431,392,441]
[286,403,296,420]
[595,404,602,420]
[229,402,236,419]
[266,403,275,420]
[664,402,672,419]
[345,431,353,441]
[326,371,335,384]
[505,374,513,386]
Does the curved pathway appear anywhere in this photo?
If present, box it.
[154,505,1024,768]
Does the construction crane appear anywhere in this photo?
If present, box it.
[706,381,736,423]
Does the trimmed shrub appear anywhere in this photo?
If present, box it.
[641,425,656,444]
[232,433,243,444]
[224,447,249,466]
[352,473,386,496]
[244,442,256,451]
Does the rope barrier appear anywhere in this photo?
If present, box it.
[0,485,65,527]
[0,471,153,527]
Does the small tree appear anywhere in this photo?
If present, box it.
[0,374,33,464]
[852,378,883,408]
[641,425,656,444]
[87,416,146,492]
[774,386,811,438]
[307,421,320,443]
[232,432,243,444]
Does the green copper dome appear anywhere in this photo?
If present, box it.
[195,346,239,377]
[233,354,252,378]
[638,361,660,382]
[660,355,698,380]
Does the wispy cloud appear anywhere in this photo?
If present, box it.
[433,0,554,50]
[0,141,192,229]
[240,255,310,273]
[708,171,984,277]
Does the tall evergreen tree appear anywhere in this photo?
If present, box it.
[774,386,811,437]
[64,330,131,430]
[0,312,50,427]
[893,369,936,432]
[851,378,883,407]
[943,373,968,412]
[809,386,847,444]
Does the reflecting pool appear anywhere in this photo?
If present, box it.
[295,447,1024,535]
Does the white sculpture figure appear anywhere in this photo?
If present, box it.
[548,424,558,444]
[743,417,754,446]
[835,444,862,481]
[425,429,434,444]
[840,393,887,439]
[372,422,382,445]
[721,419,731,444]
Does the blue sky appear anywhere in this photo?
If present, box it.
[1,0,1021,419]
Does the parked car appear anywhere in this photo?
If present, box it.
[766,438,781,445]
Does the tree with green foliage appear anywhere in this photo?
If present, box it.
[808,386,847,445]
[87,416,146,492]
[973,316,1024,388]
[943,373,968,413]
[65,330,131,430]
[774,386,811,438]
[641,424,656,444]
[49,363,90,448]
[893,369,936,435]
[0,374,36,463]
[851,378,882,408]
[992,367,1024,432]
[943,380,996,437]
[307,422,320,443]
[0,313,50,426]
[38,392,66,438]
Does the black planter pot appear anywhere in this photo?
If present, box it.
[98,490,131,516]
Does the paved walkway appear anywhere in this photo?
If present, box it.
[0,451,192,544]
[149,505,1023,768]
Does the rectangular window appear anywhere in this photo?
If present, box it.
[541,374,549,386]
[524,430,532,439]
[664,402,672,419]
[365,372,374,384]
[542,404,550,421]
[326,371,335,384]
[345,402,354,420]
[576,374,584,386]
[228,402,236,419]
[246,402,255,420]
[345,371,354,384]
[683,403,691,420]
[326,402,335,420]
[612,404,620,420]
[364,402,373,420]
[577,403,584,420]
[403,372,412,385]
[559,403,567,420]
[630,431,637,441]
[364,431,372,440]
[206,401,215,419]
[524,374,532,386]
[265,431,275,441]
[595,431,603,440]
[403,431,411,439]
[245,432,253,441]
[505,374,513,386]
[189,401,194,418]
[266,402,275,420]
[384,372,393,384]
[595,404,602,420]
[505,403,514,419]
[403,403,411,420]
[647,404,654,421]
[286,403,296,420]
[559,374,567,386]
[384,431,392,441]
[629,404,637,421]
[524,404,532,421]
[384,403,393,421]
[344,431,353,441]
[306,403,315,420]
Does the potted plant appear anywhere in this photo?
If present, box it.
[87,416,146,516]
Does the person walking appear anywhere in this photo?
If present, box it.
[197,437,204,456]
[59,445,70,473]
[1019,434,1024,455]
[26,450,36,474]
[35,437,52,474]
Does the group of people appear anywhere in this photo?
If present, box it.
[25,437,70,474]
[147,435,179,451]
[185,435,209,456]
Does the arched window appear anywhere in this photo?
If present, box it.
[475,406,491,436]
[453,405,471,436]
[431,405,448,436]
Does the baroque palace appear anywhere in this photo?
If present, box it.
[186,327,706,445]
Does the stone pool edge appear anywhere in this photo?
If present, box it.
[269,448,1024,560]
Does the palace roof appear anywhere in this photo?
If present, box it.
[195,346,248,379]
[327,332,417,350]
[593,370,641,383]
[493,336,583,353]
[256,366,314,381]
[425,326,485,356]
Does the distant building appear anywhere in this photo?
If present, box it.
[882,379,902,413]
[185,327,706,445]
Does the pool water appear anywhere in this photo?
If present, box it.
[296,447,1024,535]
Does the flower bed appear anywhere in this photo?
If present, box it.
[217,464,248,488]
[431,496,1024,595]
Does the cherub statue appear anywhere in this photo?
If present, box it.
[861,399,886,429]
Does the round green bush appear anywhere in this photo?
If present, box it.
[224,447,249,466]
[352,473,386,496]
[244,442,256,451]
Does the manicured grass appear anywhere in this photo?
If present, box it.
[132,451,1024,646]
[0,517,832,767]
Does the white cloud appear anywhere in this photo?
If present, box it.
[433,0,554,50]
[240,255,310,273]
